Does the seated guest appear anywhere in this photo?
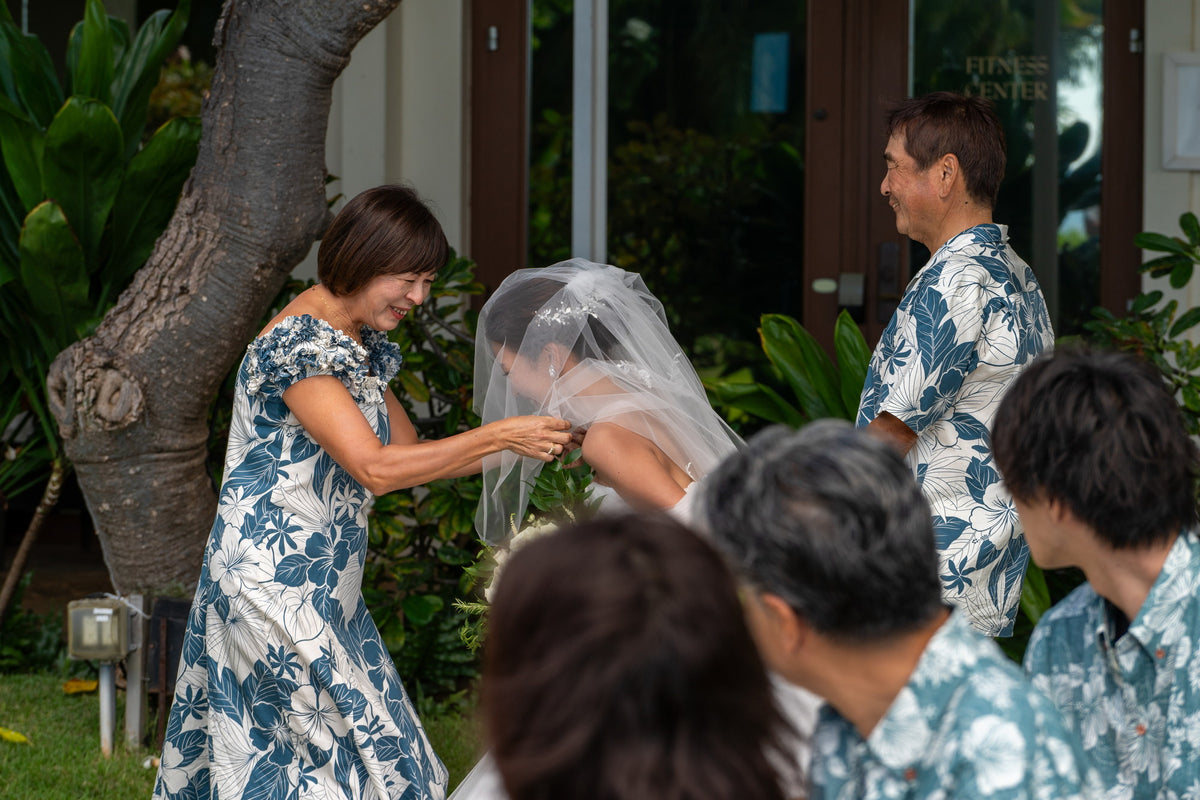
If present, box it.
[703,419,1101,799]
[992,346,1200,796]
[482,513,803,800]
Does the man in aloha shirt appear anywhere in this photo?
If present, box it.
[703,420,1102,800]
[993,347,1200,797]
[858,91,1054,637]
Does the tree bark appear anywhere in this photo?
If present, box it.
[46,0,403,596]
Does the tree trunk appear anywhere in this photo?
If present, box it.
[46,0,403,596]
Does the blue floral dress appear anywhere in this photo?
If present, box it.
[153,315,448,800]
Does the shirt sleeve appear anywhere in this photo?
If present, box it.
[879,261,989,433]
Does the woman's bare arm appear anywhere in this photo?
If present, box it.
[285,376,572,495]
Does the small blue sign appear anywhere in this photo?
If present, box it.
[752,32,790,113]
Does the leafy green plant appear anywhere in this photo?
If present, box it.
[704,309,871,428]
[454,453,596,652]
[0,574,65,672]
[0,0,197,620]
[1083,212,1200,435]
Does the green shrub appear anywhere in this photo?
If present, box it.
[0,0,198,510]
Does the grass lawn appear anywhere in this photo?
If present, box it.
[0,672,485,799]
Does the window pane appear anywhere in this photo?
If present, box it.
[911,0,1104,336]
[528,0,807,360]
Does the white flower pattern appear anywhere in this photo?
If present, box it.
[152,316,447,800]
[1024,532,1200,798]
[809,611,1103,799]
[857,225,1054,636]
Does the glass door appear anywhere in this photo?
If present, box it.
[910,0,1105,336]
[527,0,807,362]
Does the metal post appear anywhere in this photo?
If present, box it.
[571,0,608,262]
[125,594,147,748]
[99,662,116,757]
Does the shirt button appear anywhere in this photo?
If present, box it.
[904,768,917,781]
[1155,648,1166,659]
[1136,723,1147,736]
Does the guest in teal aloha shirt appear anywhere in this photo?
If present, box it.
[703,420,1099,800]
[858,92,1053,637]
[811,610,1100,800]
[994,348,1200,798]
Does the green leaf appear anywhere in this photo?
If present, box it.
[41,97,124,271]
[834,309,870,418]
[1018,562,1051,625]
[1130,291,1163,314]
[1134,231,1193,257]
[18,200,88,347]
[1170,259,1195,289]
[70,0,115,105]
[760,313,846,421]
[1170,307,1200,338]
[402,594,445,627]
[0,93,45,212]
[395,369,431,403]
[1181,212,1200,247]
[705,378,805,427]
[1142,253,1190,279]
[0,25,63,129]
[110,0,190,159]
[105,115,199,285]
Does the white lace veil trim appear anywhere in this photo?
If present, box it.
[473,258,743,543]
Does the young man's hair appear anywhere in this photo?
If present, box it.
[704,419,945,643]
[886,91,1006,208]
[993,346,1200,548]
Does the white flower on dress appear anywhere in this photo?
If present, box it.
[207,594,268,676]
[219,485,256,531]
[209,530,263,598]
[288,685,351,751]
[158,741,191,794]
[209,710,259,790]
[961,715,1026,793]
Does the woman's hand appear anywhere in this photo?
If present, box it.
[493,415,574,462]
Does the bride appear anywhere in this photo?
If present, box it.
[456,259,818,799]
[473,258,741,538]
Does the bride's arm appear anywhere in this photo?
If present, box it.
[581,422,687,511]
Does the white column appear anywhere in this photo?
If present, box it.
[572,0,608,262]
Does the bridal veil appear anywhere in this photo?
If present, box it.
[473,259,743,543]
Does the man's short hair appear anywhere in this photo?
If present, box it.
[886,91,1006,208]
[703,419,945,642]
[992,346,1200,549]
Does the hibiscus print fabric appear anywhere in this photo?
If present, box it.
[1025,532,1200,798]
[857,224,1054,636]
[809,611,1102,799]
[153,315,448,800]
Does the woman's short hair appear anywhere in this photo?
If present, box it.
[317,184,449,296]
[992,346,1200,549]
[484,514,793,800]
[886,91,1007,208]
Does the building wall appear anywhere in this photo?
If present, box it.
[1144,0,1200,309]
[297,0,465,279]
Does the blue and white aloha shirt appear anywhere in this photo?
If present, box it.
[1024,531,1200,799]
[857,224,1054,636]
[810,610,1103,800]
